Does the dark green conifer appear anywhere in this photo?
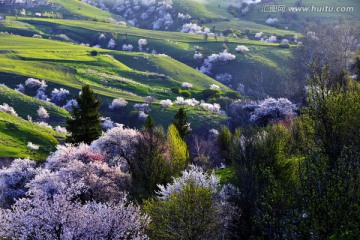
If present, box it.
[172,107,190,140]
[66,85,102,144]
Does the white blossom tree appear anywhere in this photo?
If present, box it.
[91,125,140,167]
[0,103,18,116]
[0,159,38,208]
[109,98,128,110]
[37,106,49,119]
[0,183,149,239]
[160,99,173,108]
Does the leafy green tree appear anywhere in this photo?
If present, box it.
[66,85,102,144]
[130,116,170,198]
[173,107,190,140]
[293,65,360,239]
[167,124,189,176]
[306,65,360,167]
[145,183,221,240]
[216,125,235,165]
[297,150,360,239]
[228,125,298,239]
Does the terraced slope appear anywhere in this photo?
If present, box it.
[1,17,297,98]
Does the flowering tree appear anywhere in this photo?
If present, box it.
[54,126,68,135]
[100,117,115,130]
[50,88,70,105]
[0,103,18,116]
[194,52,203,59]
[199,50,236,75]
[45,143,101,171]
[236,45,250,53]
[181,82,193,89]
[200,102,222,114]
[122,44,134,51]
[14,84,25,93]
[35,89,49,101]
[0,159,38,209]
[255,32,264,38]
[134,103,151,113]
[144,96,156,104]
[107,39,116,49]
[174,97,199,107]
[266,17,278,25]
[159,99,173,108]
[62,99,78,112]
[215,73,232,85]
[27,142,39,150]
[25,78,47,90]
[109,98,128,110]
[37,106,49,119]
[138,39,148,51]
[210,84,220,90]
[0,184,149,239]
[91,125,140,167]
[248,98,297,125]
[138,111,148,120]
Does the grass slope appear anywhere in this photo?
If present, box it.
[0,33,228,130]
[0,112,65,160]
[0,0,122,21]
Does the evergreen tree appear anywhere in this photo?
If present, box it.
[66,85,102,144]
[172,107,190,140]
[144,115,155,132]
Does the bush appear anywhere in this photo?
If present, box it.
[225,90,241,99]
[90,50,98,56]
[170,86,180,94]
[201,89,222,100]
[180,90,191,98]
[279,43,290,48]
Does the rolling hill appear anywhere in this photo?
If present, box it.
[0,111,65,160]
[0,0,304,160]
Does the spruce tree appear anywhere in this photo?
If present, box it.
[66,85,102,144]
[144,115,155,132]
[173,107,190,140]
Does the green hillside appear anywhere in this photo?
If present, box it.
[0,33,228,129]
[0,17,297,98]
[0,0,121,21]
[0,112,65,160]
[0,84,69,124]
